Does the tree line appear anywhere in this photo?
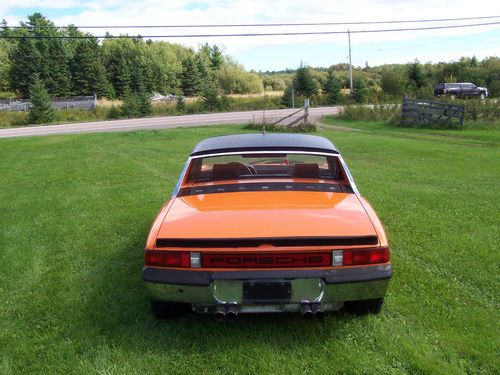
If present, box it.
[0,13,263,100]
[267,56,500,107]
[0,13,498,107]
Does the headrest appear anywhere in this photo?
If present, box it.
[293,163,320,179]
[212,164,239,180]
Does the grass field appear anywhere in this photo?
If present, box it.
[0,121,498,374]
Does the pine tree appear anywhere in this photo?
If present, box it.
[281,84,294,107]
[408,61,426,90]
[114,59,132,98]
[294,65,319,98]
[120,90,139,118]
[201,77,221,111]
[9,36,42,97]
[29,78,55,124]
[121,89,151,118]
[209,45,224,71]
[324,71,342,104]
[45,39,72,97]
[352,79,368,104]
[180,57,201,96]
[71,39,109,97]
[136,89,152,116]
[176,95,185,114]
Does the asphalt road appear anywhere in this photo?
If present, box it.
[0,106,341,138]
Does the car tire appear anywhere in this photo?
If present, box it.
[343,298,384,315]
[150,300,191,319]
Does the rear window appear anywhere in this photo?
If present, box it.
[187,153,341,182]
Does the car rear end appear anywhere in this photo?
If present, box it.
[143,134,391,319]
[143,235,391,319]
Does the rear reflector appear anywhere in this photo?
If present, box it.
[202,252,331,268]
[342,247,390,266]
[144,251,190,268]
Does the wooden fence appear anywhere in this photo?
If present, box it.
[0,95,97,112]
[401,98,464,128]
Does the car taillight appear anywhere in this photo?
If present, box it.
[144,251,190,268]
[333,247,390,266]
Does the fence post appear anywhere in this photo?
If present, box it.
[304,98,309,124]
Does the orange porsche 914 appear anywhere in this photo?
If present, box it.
[144,134,391,319]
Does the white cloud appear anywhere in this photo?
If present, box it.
[2,0,499,68]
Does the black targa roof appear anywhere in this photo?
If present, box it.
[190,134,339,156]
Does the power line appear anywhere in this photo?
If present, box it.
[4,15,500,29]
[1,21,498,39]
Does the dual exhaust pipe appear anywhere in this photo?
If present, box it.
[300,302,325,319]
[215,304,239,321]
[214,302,324,320]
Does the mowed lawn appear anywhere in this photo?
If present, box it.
[0,122,498,374]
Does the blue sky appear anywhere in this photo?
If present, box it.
[2,0,499,71]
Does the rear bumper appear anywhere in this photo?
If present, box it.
[143,265,392,310]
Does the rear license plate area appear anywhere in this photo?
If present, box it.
[242,280,291,304]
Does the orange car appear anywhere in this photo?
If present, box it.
[144,134,391,319]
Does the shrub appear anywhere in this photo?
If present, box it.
[121,90,152,118]
[244,122,316,133]
[106,105,121,119]
[0,111,29,127]
[338,104,400,122]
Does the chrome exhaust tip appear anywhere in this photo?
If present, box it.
[300,303,314,319]
[226,304,239,321]
[214,305,227,321]
[311,303,325,319]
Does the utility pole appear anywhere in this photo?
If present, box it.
[348,29,353,95]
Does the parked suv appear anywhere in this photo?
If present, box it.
[434,82,488,99]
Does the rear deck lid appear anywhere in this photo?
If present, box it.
[156,191,377,245]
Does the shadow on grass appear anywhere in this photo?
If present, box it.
[71,233,360,357]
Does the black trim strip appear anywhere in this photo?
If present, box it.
[156,235,378,248]
[191,146,339,157]
[142,265,392,286]
[177,182,353,197]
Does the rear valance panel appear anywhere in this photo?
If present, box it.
[156,236,378,248]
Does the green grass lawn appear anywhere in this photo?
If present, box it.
[0,123,498,374]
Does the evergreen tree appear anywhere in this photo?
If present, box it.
[195,53,212,88]
[176,95,185,114]
[180,57,201,96]
[26,13,58,91]
[45,39,72,96]
[9,36,42,97]
[281,84,294,107]
[29,78,55,124]
[114,59,132,97]
[324,71,342,104]
[294,65,319,98]
[201,77,221,111]
[209,45,224,71]
[352,79,368,103]
[121,89,151,118]
[408,60,426,90]
[71,39,109,97]
[136,89,152,116]
[120,90,139,118]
